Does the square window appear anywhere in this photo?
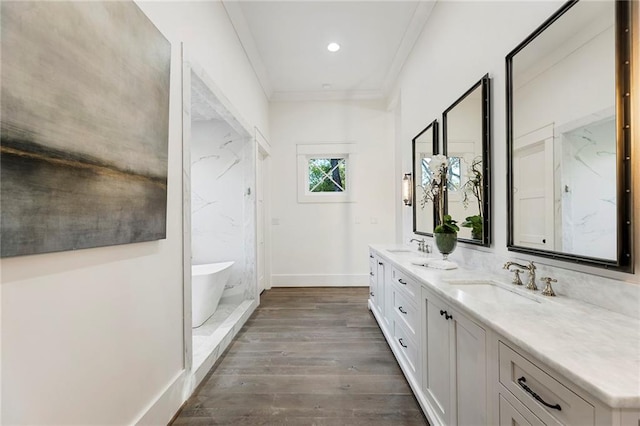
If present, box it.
[297,143,355,203]
[308,158,347,192]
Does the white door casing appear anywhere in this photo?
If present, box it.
[257,151,266,293]
[256,128,271,293]
[513,124,555,250]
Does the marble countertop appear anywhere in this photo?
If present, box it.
[370,244,640,409]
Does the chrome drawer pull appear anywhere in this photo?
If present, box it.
[517,377,562,411]
[398,278,407,285]
[398,306,407,314]
[398,338,407,348]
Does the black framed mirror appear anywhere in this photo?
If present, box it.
[412,120,438,236]
[442,74,491,246]
[506,0,633,272]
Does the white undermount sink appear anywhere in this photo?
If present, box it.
[386,248,412,253]
[444,279,541,305]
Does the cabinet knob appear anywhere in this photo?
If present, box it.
[370,292,374,297]
[378,262,384,266]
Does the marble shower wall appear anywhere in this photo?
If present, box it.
[558,117,617,260]
[191,119,253,300]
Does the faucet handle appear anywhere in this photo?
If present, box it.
[512,269,523,286]
[540,277,557,297]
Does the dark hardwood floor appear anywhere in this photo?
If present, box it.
[172,287,428,425]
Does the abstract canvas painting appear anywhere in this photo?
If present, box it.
[1,1,171,257]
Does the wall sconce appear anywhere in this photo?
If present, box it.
[402,173,413,206]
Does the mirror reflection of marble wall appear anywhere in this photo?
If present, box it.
[510,1,616,260]
[412,120,438,236]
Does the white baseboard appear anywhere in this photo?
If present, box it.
[134,369,187,426]
[272,274,368,287]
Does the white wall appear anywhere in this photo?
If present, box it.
[396,1,640,311]
[269,100,395,286]
[0,1,269,424]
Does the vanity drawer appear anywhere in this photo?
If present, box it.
[393,317,419,378]
[499,341,594,426]
[393,287,418,336]
[499,393,544,426]
[391,267,419,300]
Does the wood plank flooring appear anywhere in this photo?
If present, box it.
[172,287,428,425]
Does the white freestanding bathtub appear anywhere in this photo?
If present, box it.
[191,261,234,328]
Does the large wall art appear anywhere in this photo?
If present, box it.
[0,1,171,257]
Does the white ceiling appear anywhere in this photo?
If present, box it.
[223,1,435,101]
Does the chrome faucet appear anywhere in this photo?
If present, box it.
[503,261,537,290]
[410,238,431,253]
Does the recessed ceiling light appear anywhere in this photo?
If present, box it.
[327,42,340,52]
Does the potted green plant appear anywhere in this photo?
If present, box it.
[461,215,483,240]
[434,214,459,260]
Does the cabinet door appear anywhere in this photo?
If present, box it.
[454,309,487,425]
[369,256,377,306]
[382,262,393,327]
[423,293,453,425]
[376,259,386,315]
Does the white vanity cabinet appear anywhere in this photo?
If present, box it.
[368,247,640,426]
[422,286,488,426]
